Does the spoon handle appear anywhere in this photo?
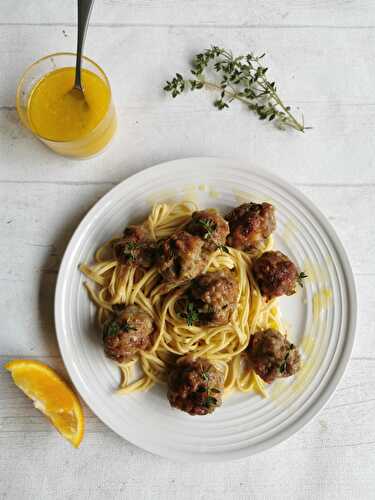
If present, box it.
[74,0,95,91]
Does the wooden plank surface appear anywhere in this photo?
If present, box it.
[1,25,375,185]
[0,1,374,499]
[1,355,374,500]
[2,0,375,27]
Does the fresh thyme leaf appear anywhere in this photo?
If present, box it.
[297,271,308,288]
[123,242,139,251]
[279,345,294,374]
[121,321,137,333]
[217,244,229,253]
[205,396,218,407]
[196,386,207,393]
[202,371,209,382]
[105,320,136,337]
[164,46,308,132]
[105,321,121,337]
[197,218,217,240]
[122,242,142,262]
[180,302,200,326]
[279,355,288,374]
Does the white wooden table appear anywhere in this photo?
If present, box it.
[1,1,374,499]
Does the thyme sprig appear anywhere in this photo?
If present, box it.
[279,343,294,374]
[105,321,120,337]
[197,218,217,239]
[121,322,137,333]
[198,371,221,409]
[205,396,218,408]
[217,244,229,253]
[180,302,200,326]
[164,46,308,132]
[104,320,136,337]
[197,218,229,253]
[297,271,308,288]
[122,242,142,262]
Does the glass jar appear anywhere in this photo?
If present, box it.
[16,52,117,158]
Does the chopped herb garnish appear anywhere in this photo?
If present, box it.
[202,371,209,382]
[279,346,294,374]
[205,396,218,408]
[180,302,200,326]
[121,321,137,333]
[217,244,229,253]
[104,320,136,337]
[196,386,207,393]
[122,242,141,262]
[104,321,120,337]
[297,271,308,288]
[197,218,217,240]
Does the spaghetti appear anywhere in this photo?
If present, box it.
[80,201,284,398]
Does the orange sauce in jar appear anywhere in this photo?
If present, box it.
[26,67,116,157]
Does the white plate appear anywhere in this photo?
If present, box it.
[55,157,357,461]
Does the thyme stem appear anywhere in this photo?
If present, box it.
[164,46,308,132]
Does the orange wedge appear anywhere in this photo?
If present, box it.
[5,359,84,448]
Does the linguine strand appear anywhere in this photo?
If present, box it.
[80,201,283,397]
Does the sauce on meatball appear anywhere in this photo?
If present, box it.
[167,355,224,415]
[253,250,298,300]
[225,202,276,251]
[103,305,154,363]
[156,230,208,283]
[247,329,301,383]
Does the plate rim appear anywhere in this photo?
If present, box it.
[54,157,357,461]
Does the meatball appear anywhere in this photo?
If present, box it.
[253,250,298,300]
[113,224,155,269]
[102,305,154,363]
[156,230,207,283]
[184,269,238,326]
[247,329,301,383]
[185,209,229,252]
[167,355,224,415]
[225,202,276,251]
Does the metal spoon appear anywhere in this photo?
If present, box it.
[70,0,95,100]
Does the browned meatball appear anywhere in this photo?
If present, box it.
[102,305,154,363]
[185,209,229,252]
[247,329,301,383]
[113,225,155,269]
[225,203,276,251]
[156,230,207,283]
[167,355,224,415]
[253,250,298,300]
[182,269,239,326]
